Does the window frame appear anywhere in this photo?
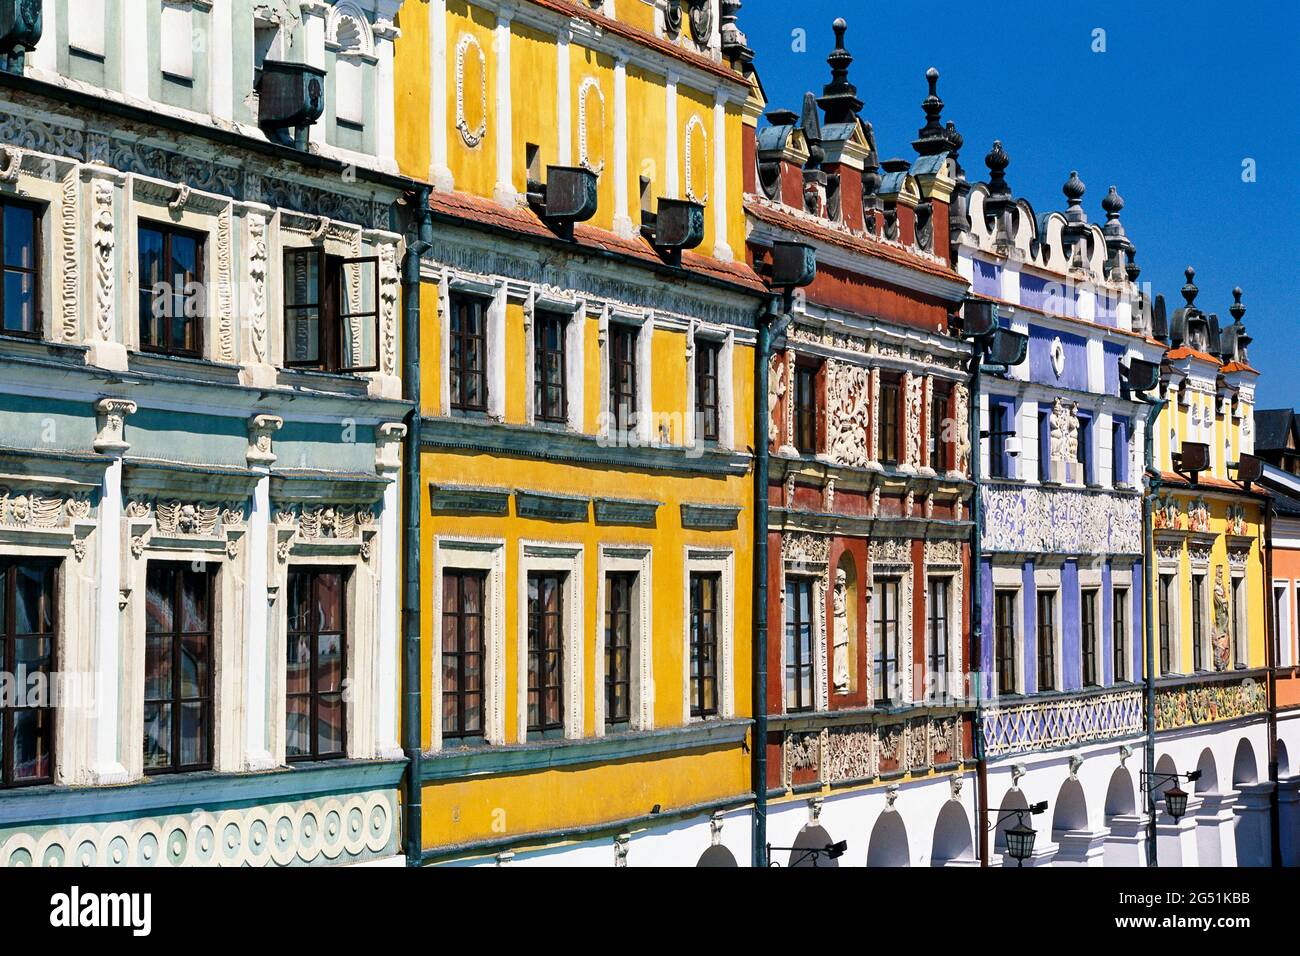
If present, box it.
[873,576,900,705]
[603,570,636,729]
[526,571,566,738]
[793,361,819,456]
[878,376,900,466]
[1158,573,1174,675]
[138,218,206,358]
[1081,587,1099,687]
[784,575,815,713]
[440,568,487,744]
[0,196,43,339]
[449,291,491,412]
[1112,586,1129,682]
[926,577,950,702]
[694,335,722,445]
[1036,589,1057,691]
[689,572,722,718]
[143,562,215,775]
[1191,573,1206,672]
[608,321,640,438]
[994,588,1018,696]
[285,567,349,762]
[282,248,381,374]
[0,558,57,788]
[987,399,1014,479]
[533,308,569,425]
[929,384,949,472]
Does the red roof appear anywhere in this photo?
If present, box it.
[427,189,768,293]
[1166,346,1222,365]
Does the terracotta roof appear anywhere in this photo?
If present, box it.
[1219,360,1259,375]
[744,197,965,284]
[1166,346,1221,365]
[426,189,769,293]
[526,0,749,88]
[1158,470,1263,497]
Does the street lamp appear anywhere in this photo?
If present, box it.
[989,800,1048,867]
[765,840,848,867]
[1141,768,1202,824]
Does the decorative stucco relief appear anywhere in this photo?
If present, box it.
[982,485,1142,556]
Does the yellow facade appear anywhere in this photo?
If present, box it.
[395,0,765,862]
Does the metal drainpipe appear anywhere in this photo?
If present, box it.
[968,357,988,866]
[401,187,433,866]
[1263,492,1281,866]
[752,295,779,868]
[1141,397,1165,867]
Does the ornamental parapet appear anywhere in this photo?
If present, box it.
[1153,671,1269,732]
[981,481,1142,556]
[981,685,1144,759]
[773,708,967,791]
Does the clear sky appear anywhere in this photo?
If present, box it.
[741,0,1300,409]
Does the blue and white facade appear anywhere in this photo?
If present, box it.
[0,2,413,867]
[952,155,1166,865]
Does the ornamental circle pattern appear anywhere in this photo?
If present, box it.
[0,793,395,867]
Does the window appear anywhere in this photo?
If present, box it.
[873,578,899,704]
[604,572,635,728]
[441,570,485,742]
[527,573,565,736]
[1038,410,1051,482]
[1191,574,1205,672]
[930,386,948,472]
[988,400,1012,478]
[1036,590,1056,691]
[449,293,489,412]
[1113,587,1129,681]
[144,563,214,773]
[689,573,720,717]
[1081,588,1099,686]
[1077,412,1093,484]
[1158,574,1174,674]
[994,589,1017,695]
[695,338,721,443]
[283,249,379,373]
[927,578,949,700]
[1,199,40,337]
[286,569,347,760]
[533,310,568,423]
[784,577,814,712]
[794,363,818,455]
[879,377,899,465]
[609,323,639,437]
[1231,576,1244,667]
[1112,419,1128,486]
[138,222,204,356]
[0,559,56,787]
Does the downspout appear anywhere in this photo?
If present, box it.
[1141,396,1165,867]
[401,187,433,866]
[752,295,779,868]
[968,357,988,866]
[1263,492,1281,866]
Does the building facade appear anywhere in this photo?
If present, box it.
[1146,276,1273,866]
[953,141,1166,864]
[0,1,414,867]
[743,23,978,868]
[394,0,768,866]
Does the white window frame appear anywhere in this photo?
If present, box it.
[431,536,506,750]
[780,568,824,714]
[924,571,959,701]
[682,547,735,723]
[524,291,585,430]
[1230,571,1247,667]
[595,545,653,734]
[1111,567,1133,683]
[1033,568,1062,693]
[991,564,1023,696]
[1188,568,1210,672]
[685,322,735,451]
[517,540,585,741]
[1273,580,1292,668]
[440,273,507,420]
[599,306,653,446]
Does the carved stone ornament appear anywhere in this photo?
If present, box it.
[376,421,407,473]
[455,33,488,148]
[825,362,870,468]
[93,398,138,453]
[155,500,222,537]
[247,414,284,466]
[783,531,830,568]
[904,372,924,470]
[953,383,970,474]
[91,178,116,342]
[687,0,712,47]
[0,489,79,528]
[247,213,269,363]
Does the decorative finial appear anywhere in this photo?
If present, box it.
[818,18,862,124]
[1182,266,1198,307]
[985,140,1010,197]
[719,0,752,65]
[913,67,950,156]
[1102,185,1124,219]
[1230,286,1245,323]
[1063,170,1085,205]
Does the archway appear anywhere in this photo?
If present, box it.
[697,845,738,867]
[1102,767,1140,867]
[1193,748,1224,867]
[1052,778,1089,838]
[993,788,1030,865]
[1195,748,1219,795]
[1232,738,1266,866]
[1277,740,1291,778]
[866,811,910,867]
[788,824,839,868]
[1232,738,1258,787]
[930,801,974,866]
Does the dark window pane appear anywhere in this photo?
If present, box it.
[285,569,349,759]
[3,204,35,267]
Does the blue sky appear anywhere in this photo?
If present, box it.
[742,0,1300,409]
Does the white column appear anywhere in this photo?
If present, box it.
[300,1,328,150]
[427,0,453,189]
[376,470,402,757]
[243,470,274,770]
[1154,804,1200,866]
[555,29,571,166]
[1052,829,1108,866]
[711,89,732,260]
[120,0,150,100]
[611,54,632,237]
[373,20,400,171]
[1103,814,1147,866]
[1279,776,1300,868]
[664,71,679,198]
[1193,791,1238,866]
[209,0,234,120]
[1233,782,1275,866]
[91,455,128,783]
[30,0,59,74]
[492,12,515,205]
